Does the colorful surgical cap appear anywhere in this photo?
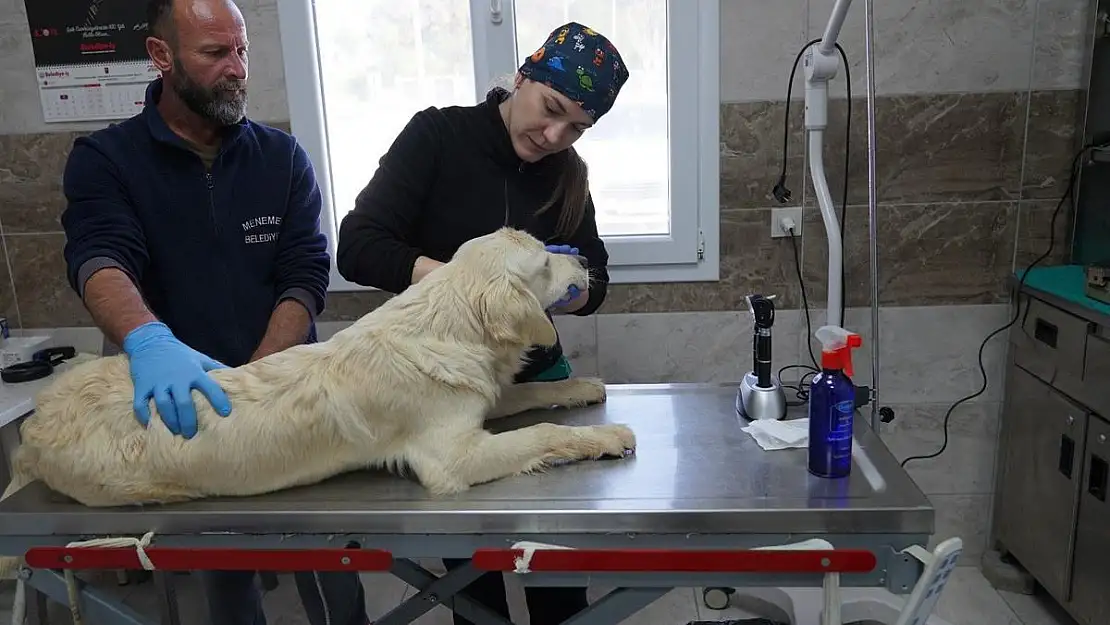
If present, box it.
[517,22,630,122]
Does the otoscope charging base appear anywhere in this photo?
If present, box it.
[737,371,788,422]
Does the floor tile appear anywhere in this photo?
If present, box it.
[998,587,1078,625]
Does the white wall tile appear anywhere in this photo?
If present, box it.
[877,304,1011,404]
[240,0,289,123]
[0,0,22,22]
[12,326,104,355]
[554,315,598,377]
[596,310,803,384]
[1032,0,1091,91]
[881,401,1002,495]
[0,19,94,135]
[315,320,352,342]
[805,0,1037,97]
[718,0,809,103]
[930,493,993,565]
[800,304,1011,404]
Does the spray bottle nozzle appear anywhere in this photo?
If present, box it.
[814,325,863,377]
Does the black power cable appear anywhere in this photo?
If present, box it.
[773,38,852,404]
[899,143,1105,467]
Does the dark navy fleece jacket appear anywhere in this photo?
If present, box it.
[61,78,330,367]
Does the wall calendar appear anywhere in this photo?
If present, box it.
[25,1,160,123]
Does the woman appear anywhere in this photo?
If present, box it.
[336,20,629,625]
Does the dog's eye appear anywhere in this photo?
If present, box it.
[544,256,551,268]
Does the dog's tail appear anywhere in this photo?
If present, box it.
[0,446,36,580]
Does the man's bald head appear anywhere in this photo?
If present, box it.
[145,0,250,127]
[147,0,245,48]
[147,0,175,44]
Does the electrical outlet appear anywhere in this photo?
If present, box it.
[771,207,803,238]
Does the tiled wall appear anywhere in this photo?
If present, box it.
[0,0,1094,563]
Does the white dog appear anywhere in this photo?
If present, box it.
[0,228,635,517]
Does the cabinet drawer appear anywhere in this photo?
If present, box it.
[1084,331,1110,416]
[1011,295,1090,385]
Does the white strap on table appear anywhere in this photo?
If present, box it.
[509,541,575,574]
[65,530,157,570]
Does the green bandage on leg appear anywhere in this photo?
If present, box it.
[530,355,573,382]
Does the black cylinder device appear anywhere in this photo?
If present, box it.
[748,294,776,389]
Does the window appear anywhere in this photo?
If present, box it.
[276,0,719,290]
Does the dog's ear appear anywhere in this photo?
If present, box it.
[477,276,559,348]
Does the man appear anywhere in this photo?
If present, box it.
[59,1,368,624]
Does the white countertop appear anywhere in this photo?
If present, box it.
[0,361,82,429]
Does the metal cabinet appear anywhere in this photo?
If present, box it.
[991,286,1110,625]
[1070,417,1110,625]
[994,366,1087,602]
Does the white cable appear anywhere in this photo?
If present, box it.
[509,541,574,574]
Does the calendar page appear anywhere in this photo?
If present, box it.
[25,1,157,123]
[37,60,160,123]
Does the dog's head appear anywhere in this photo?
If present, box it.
[451,228,590,348]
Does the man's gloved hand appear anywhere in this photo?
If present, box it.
[122,321,233,439]
[544,244,584,308]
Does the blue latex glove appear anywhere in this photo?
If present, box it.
[552,285,582,307]
[545,244,579,256]
[544,244,583,307]
[122,321,232,439]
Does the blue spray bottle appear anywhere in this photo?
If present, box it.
[807,325,863,479]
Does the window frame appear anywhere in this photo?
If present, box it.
[276,0,720,291]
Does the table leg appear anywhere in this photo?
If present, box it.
[23,569,150,625]
[152,571,181,625]
[25,583,49,625]
[376,559,515,625]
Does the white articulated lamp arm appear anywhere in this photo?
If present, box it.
[818,0,854,56]
[805,0,854,331]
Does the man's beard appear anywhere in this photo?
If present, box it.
[169,58,248,126]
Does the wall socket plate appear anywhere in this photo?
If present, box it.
[771,207,803,238]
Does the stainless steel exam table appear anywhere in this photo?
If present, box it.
[0,383,938,625]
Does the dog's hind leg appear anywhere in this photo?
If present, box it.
[486,377,607,420]
[408,421,635,495]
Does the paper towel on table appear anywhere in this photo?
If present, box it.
[741,418,809,451]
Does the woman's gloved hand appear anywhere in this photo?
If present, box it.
[122,321,233,439]
[544,244,585,308]
[552,285,582,307]
[544,244,579,256]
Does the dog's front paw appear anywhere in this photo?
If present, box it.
[557,377,607,407]
[592,424,635,456]
[544,424,636,466]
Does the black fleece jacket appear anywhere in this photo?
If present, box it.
[336,88,610,380]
